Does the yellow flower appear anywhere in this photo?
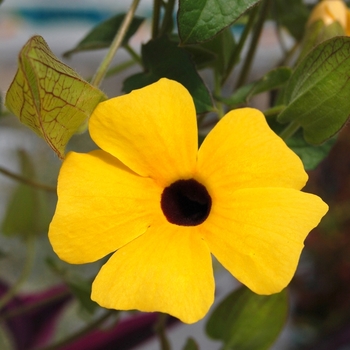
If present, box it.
[48,78,328,324]
[307,0,350,35]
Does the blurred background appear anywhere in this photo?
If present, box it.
[2,1,350,350]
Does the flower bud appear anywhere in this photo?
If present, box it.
[298,0,350,62]
[307,0,350,35]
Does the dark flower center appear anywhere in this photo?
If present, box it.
[160,179,212,226]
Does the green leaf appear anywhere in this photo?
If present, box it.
[206,286,288,350]
[272,0,309,41]
[278,37,350,144]
[287,130,336,170]
[221,67,292,106]
[182,338,199,350]
[123,36,213,113]
[5,35,106,159]
[1,151,53,238]
[178,0,261,44]
[63,14,144,57]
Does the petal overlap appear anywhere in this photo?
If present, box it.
[89,78,198,187]
[49,150,162,264]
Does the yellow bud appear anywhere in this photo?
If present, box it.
[307,0,350,35]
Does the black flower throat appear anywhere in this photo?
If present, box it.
[161,179,212,226]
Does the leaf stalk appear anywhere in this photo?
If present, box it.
[91,0,141,87]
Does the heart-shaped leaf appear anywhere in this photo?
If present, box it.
[5,36,106,159]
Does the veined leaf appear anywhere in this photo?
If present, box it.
[178,0,261,44]
[5,36,106,159]
[278,37,350,144]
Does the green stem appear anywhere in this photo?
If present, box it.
[222,5,259,84]
[0,236,36,310]
[279,121,300,141]
[235,0,271,89]
[154,313,171,350]
[263,104,286,117]
[159,0,176,36]
[197,113,207,128]
[152,0,162,38]
[124,44,143,65]
[105,59,137,78]
[91,0,141,87]
[214,72,225,119]
[0,166,57,192]
[35,310,116,350]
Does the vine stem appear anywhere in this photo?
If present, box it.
[35,310,116,350]
[222,5,259,84]
[124,44,143,65]
[263,104,285,117]
[0,236,36,311]
[214,73,225,119]
[91,0,141,87]
[0,165,57,192]
[152,0,162,38]
[235,0,271,89]
[279,120,300,141]
[154,313,171,350]
[159,0,176,36]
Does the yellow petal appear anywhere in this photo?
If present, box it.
[200,187,328,294]
[89,78,198,187]
[91,218,214,324]
[197,108,307,196]
[49,150,161,264]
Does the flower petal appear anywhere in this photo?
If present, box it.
[49,150,161,264]
[91,218,214,324]
[201,187,328,294]
[196,108,308,194]
[89,78,198,186]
